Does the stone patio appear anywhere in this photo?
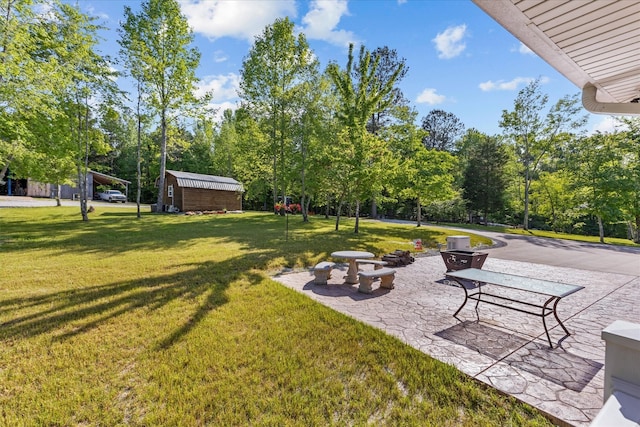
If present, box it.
[272,255,640,426]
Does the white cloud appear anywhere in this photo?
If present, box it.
[210,101,240,123]
[86,6,109,21]
[589,115,630,135]
[179,0,296,41]
[300,0,357,47]
[433,24,467,59]
[197,73,240,102]
[416,88,446,105]
[212,50,228,63]
[479,76,549,91]
[518,42,534,55]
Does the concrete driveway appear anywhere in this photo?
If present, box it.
[0,195,147,209]
[455,228,640,276]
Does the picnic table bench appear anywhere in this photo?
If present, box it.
[445,268,584,348]
[357,267,396,293]
[355,259,389,270]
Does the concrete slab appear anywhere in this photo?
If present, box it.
[272,255,640,426]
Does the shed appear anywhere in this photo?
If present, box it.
[162,170,243,212]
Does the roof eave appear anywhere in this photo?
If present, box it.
[472,0,640,115]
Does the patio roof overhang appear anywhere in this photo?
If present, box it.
[472,0,640,116]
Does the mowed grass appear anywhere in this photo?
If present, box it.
[437,222,640,247]
[0,208,552,426]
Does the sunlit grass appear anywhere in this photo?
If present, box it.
[436,221,639,247]
[0,207,552,425]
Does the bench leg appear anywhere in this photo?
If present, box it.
[380,274,395,289]
[314,269,331,285]
[358,276,374,293]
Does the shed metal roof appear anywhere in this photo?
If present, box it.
[166,170,244,192]
[473,0,640,115]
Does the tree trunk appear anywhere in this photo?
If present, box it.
[300,138,308,222]
[627,221,637,243]
[304,198,311,222]
[301,194,308,222]
[635,215,640,244]
[483,194,489,226]
[156,108,167,212]
[597,215,605,244]
[354,200,360,234]
[371,199,377,219]
[80,96,90,222]
[56,183,61,207]
[335,200,343,231]
[416,197,422,227]
[136,78,142,219]
[523,170,530,230]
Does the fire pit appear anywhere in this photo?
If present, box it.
[440,250,488,272]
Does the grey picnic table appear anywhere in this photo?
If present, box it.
[331,250,374,284]
[445,268,585,348]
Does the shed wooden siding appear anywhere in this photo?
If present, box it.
[181,188,241,211]
[163,173,242,212]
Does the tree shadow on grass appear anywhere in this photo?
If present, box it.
[0,259,262,348]
[0,212,448,261]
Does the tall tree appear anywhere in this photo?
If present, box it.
[530,170,577,233]
[462,131,509,225]
[27,2,117,220]
[229,108,271,210]
[499,79,586,230]
[363,46,409,218]
[239,17,319,214]
[421,109,465,152]
[327,43,403,233]
[387,107,458,227]
[119,0,201,212]
[568,132,626,243]
[289,74,334,222]
[618,117,640,243]
[365,46,409,135]
[0,0,65,183]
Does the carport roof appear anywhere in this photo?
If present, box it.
[91,170,131,186]
[166,170,244,193]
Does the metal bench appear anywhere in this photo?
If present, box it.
[357,267,396,293]
[313,261,335,285]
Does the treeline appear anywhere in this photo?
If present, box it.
[1,0,638,242]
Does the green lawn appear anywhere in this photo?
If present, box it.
[437,222,640,247]
[0,208,552,426]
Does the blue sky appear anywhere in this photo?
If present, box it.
[78,0,618,136]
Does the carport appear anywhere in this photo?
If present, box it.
[89,171,131,200]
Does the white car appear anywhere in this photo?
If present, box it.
[98,189,127,203]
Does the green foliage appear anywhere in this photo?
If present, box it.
[0,0,62,180]
[499,79,587,229]
[119,0,202,209]
[462,131,509,224]
[327,43,404,232]
[567,132,629,243]
[239,17,319,211]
